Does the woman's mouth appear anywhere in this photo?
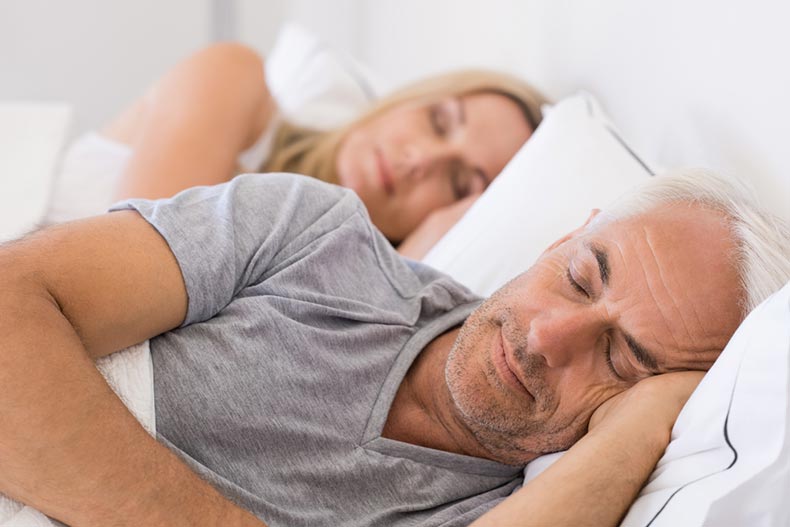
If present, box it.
[375,149,395,196]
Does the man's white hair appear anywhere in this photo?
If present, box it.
[592,168,790,316]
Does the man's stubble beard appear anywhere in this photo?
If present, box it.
[444,294,586,465]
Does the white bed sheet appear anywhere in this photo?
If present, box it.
[0,102,71,241]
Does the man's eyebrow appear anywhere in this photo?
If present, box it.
[585,241,658,372]
[624,332,659,372]
[585,242,610,287]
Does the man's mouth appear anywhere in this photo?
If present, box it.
[492,328,533,400]
[375,149,395,196]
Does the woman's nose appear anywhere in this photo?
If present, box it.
[527,310,597,368]
[402,141,454,181]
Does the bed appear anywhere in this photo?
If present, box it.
[0,103,71,242]
[1,4,789,524]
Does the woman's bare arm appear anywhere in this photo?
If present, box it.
[471,372,703,527]
[397,193,481,259]
[0,213,265,526]
[111,42,275,201]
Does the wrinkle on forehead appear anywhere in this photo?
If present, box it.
[642,225,687,358]
[601,205,741,374]
[609,226,679,371]
[647,227,697,333]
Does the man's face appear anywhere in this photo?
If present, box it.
[445,203,743,465]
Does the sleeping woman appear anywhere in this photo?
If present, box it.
[45,42,547,259]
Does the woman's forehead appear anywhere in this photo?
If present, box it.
[457,93,533,177]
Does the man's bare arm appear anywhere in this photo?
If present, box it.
[0,212,265,526]
[471,372,703,527]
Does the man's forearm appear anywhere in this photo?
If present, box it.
[0,288,265,526]
[471,416,667,527]
[471,373,701,527]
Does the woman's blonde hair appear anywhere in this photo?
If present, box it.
[261,69,549,183]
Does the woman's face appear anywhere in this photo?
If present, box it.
[335,92,534,242]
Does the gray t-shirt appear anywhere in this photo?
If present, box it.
[114,173,522,526]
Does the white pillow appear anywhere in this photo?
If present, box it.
[621,281,790,526]
[265,23,383,130]
[422,93,653,296]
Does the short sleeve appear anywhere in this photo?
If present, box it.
[110,173,364,326]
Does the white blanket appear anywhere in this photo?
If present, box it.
[0,342,155,527]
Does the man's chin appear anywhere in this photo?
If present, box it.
[447,389,589,465]
[464,420,584,466]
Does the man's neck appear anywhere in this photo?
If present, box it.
[381,327,496,461]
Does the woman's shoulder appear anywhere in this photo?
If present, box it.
[147,42,273,146]
[189,42,263,70]
[172,42,265,87]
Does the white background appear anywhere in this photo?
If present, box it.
[2,0,788,218]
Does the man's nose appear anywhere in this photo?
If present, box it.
[527,309,599,368]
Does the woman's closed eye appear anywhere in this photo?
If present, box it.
[429,104,450,136]
[449,162,487,199]
[429,97,463,137]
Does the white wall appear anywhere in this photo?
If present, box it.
[236,0,363,60]
[2,0,787,218]
[512,0,790,219]
[0,0,363,139]
[357,0,541,90]
[0,0,212,138]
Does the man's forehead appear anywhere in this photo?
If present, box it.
[594,202,729,236]
[584,205,735,271]
[581,204,743,371]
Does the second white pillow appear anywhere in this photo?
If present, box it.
[422,93,653,296]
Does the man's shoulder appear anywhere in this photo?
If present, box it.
[224,172,369,232]
[233,172,361,209]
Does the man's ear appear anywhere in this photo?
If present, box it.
[542,209,601,254]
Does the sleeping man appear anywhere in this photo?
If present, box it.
[0,170,788,527]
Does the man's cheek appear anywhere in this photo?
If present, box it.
[553,388,615,437]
